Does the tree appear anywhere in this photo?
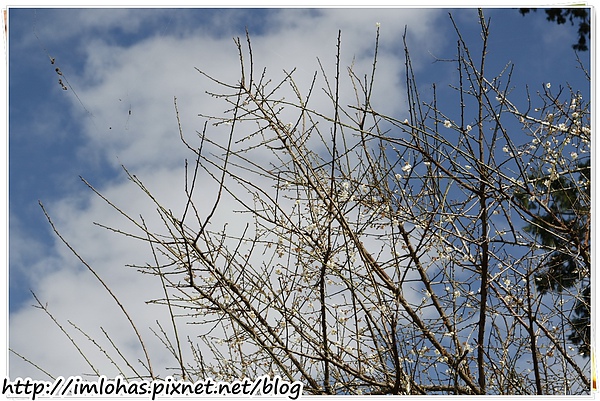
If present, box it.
[14,10,591,395]
[519,8,591,51]
[513,91,591,356]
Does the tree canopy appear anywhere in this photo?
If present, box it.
[12,9,591,395]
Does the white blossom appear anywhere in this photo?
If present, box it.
[570,99,577,110]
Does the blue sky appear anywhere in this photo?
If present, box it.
[5,5,592,382]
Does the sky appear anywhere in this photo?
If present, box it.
[4,4,593,385]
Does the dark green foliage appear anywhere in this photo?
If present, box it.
[514,160,590,356]
[519,8,591,51]
[568,286,590,356]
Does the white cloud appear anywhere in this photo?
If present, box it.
[9,8,446,380]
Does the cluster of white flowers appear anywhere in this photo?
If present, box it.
[546,165,559,181]
[339,180,352,202]
[570,94,582,110]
